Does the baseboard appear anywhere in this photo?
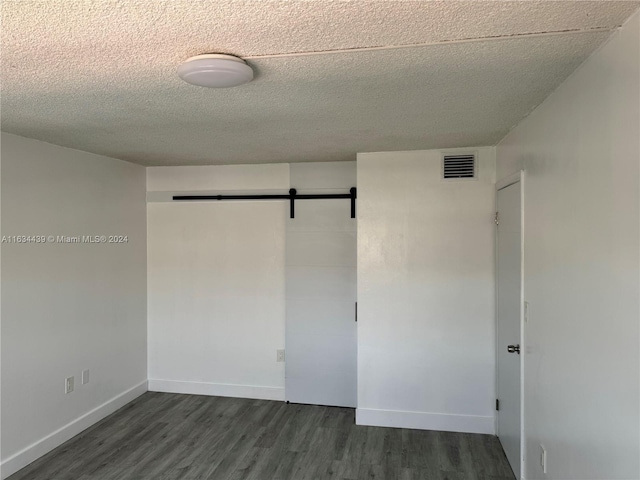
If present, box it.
[1,380,148,480]
[148,379,285,401]
[356,407,495,435]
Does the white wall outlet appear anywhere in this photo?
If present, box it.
[276,349,285,362]
[82,369,90,385]
[540,444,547,474]
[65,376,74,394]
[524,301,530,323]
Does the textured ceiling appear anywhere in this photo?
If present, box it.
[2,1,639,166]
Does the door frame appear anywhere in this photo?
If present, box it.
[495,170,525,479]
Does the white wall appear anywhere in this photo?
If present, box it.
[286,162,357,407]
[147,164,288,400]
[0,133,147,478]
[497,11,640,479]
[356,147,496,434]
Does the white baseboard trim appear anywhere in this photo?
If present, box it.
[1,380,148,480]
[356,407,495,435]
[148,379,285,401]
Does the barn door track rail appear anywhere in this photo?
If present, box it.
[173,187,357,219]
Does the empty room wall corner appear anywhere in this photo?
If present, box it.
[1,133,148,479]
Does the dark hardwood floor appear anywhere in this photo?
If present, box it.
[9,392,515,480]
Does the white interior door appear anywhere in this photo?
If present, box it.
[496,179,522,478]
[285,198,357,407]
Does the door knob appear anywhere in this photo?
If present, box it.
[507,344,520,354]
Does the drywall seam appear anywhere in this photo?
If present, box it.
[244,27,615,59]
[497,7,640,146]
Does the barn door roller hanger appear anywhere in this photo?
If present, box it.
[173,187,357,219]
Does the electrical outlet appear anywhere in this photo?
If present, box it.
[65,376,74,394]
[540,444,547,474]
[276,349,285,362]
[524,301,530,323]
[82,369,90,385]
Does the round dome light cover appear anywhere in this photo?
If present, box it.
[178,54,253,88]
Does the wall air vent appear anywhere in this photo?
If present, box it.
[443,153,476,180]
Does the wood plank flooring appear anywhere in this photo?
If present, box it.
[9,392,515,480]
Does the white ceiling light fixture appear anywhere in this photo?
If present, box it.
[177,54,254,88]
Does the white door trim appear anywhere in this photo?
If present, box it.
[495,169,526,479]
[496,171,522,191]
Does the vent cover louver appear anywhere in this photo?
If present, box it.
[443,154,476,179]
